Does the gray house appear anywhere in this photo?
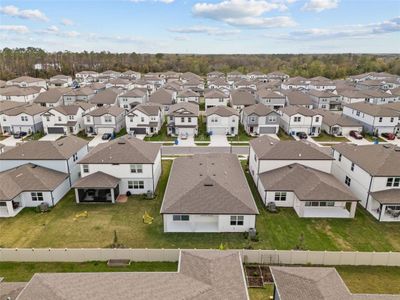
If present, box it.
[256,89,286,109]
[83,106,126,135]
[241,103,280,135]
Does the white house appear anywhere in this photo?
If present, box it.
[48,75,73,88]
[230,89,256,112]
[266,71,289,82]
[42,103,95,135]
[208,78,231,94]
[362,89,398,105]
[256,89,286,110]
[308,76,336,91]
[160,153,259,232]
[106,78,133,90]
[75,71,99,82]
[89,89,120,107]
[0,135,89,185]
[0,104,47,135]
[279,106,323,136]
[0,101,25,133]
[33,88,69,108]
[206,106,239,136]
[63,87,95,105]
[316,109,363,136]
[126,103,163,136]
[332,143,400,222]
[0,86,43,103]
[73,136,161,203]
[6,76,47,89]
[342,102,400,135]
[176,89,200,104]
[307,90,341,110]
[337,89,368,105]
[121,70,141,80]
[167,102,199,137]
[204,89,230,109]
[281,76,308,90]
[281,90,314,108]
[0,164,70,218]
[118,88,148,110]
[149,88,176,111]
[241,103,280,135]
[84,106,125,135]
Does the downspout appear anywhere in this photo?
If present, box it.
[365,176,373,209]
[50,191,55,206]
[378,204,383,221]
[256,158,260,189]
[152,163,155,193]
[66,159,72,187]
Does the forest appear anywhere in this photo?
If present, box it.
[0,47,399,80]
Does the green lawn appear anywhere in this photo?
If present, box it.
[277,129,294,141]
[76,130,93,141]
[248,285,274,300]
[363,133,385,143]
[194,115,210,141]
[228,124,254,141]
[312,132,349,142]
[0,261,177,282]
[1,160,399,250]
[23,131,45,141]
[115,128,127,138]
[144,123,175,142]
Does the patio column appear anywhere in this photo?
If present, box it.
[6,201,14,217]
[110,189,115,204]
[349,201,357,218]
[74,189,80,204]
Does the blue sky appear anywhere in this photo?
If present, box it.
[0,0,399,53]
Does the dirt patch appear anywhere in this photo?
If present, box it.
[247,276,264,287]
[316,223,353,251]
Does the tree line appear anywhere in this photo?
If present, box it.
[0,47,399,81]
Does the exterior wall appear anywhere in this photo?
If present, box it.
[118,95,147,110]
[42,108,84,135]
[0,159,68,173]
[126,110,162,135]
[280,113,322,136]
[257,97,286,108]
[1,92,40,103]
[84,113,126,134]
[168,116,198,136]
[1,113,44,134]
[205,97,229,109]
[206,114,239,135]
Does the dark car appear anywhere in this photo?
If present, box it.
[349,130,363,140]
[101,133,112,140]
[13,131,27,139]
[296,132,308,139]
[382,133,396,140]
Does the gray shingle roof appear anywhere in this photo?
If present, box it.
[243,103,275,116]
[280,105,320,117]
[129,103,161,116]
[168,102,199,116]
[314,110,362,127]
[344,102,399,117]
[204,89,228,98]
[89,89,119,105]
[161,153,258,215]
[72,171,120,189]
[34,88,70,103]
[231,90,256,106]
[86,106,125,117]
[282,90,313,106]
[370,189,400,205]
[206,105,238,117]
[3,104,47,116]
[149,88,174,105]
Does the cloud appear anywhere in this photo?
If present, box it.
[174,36,189,41]
[130,0,174,3]
[0,5,48,22]
[168,25,240,35]
[0,25,30,34]
[61,18,74,26]
[302,0,339,12]
[46,25,59,33]
[280,16,400,40]
[192,0,296,28]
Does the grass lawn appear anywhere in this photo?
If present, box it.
[248,285,274,300]
[363,133,385,143]
[76,130,93,141]
[277,129,294,141]
[144,123,175,142]
[1,160,400,251]
[0,261,178,282]
[195,142,210,146]
[228,124,254,142]
[22,132,45,141]
[194,115,210,141]
[312,132,349,142]
[115,128,127,138]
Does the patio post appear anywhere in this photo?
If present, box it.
[74,189,80,204]
[111,189,115,204]
[6,201,14,217]
[349,201,357,218]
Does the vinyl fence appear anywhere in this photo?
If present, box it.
[1,248,400,266]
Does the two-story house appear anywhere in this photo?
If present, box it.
[63,87,95,105]
[126,103,163,136]
[255,89,286,109]
[89,89,120,107]
[6,76,47,89]
[241,103,280,135]
[0,104,47,135]
[279,106,323,136]
[332,143,400,222]
[84,106,126,135]
[73,136,161,203]
[176,89,200,104]
[167,102,199,137]
[48,75,73,88]
[208,78,231,94]
[0,86,43,103]
[75,71,99,83]
[282,90,314,108]
[206,106,239,136]
[0,101,25,134]
[307,90,341,110]
[230,89,256,112]
[149,88,176,111]
[33,88,70,108]
[118,89,148,110]
[204,89,230,109]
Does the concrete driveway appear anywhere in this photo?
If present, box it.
[1,136,24,147]
[135,134,146,140]
[209,135,229,147]
[39,134,63,141]
[88,135,109,148]
[176,136,195,146]
[347,135,372,145]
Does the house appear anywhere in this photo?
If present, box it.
[0,104,47,135]
[362,89,397,105]
[106,78,132,90]
[84,106,125,135]
[0,164,70,217]
[149,88,175,111]
[255,89,286,109]
[241,103,280,135]
[33,88,69,108]
[281,76,308,90]
[89,89,120,107]
[100,70,121,78]
[208,78,231,94]
[0,101,25,133]
[230,90,256,111]
[0,135,89,184]
[227,70,245,81]
[118,88,148,110]
[73,136,161,203]
[63,87,95,105]
[342,102,400,135]
[167,102,199,137]
[207,71,225,80]
[121,70,141,80]
[308,76,336,91]
[48,75,73,88]
[316,110,363,136]
[279,106,323,136]
[247,71,267,81]
[206,106,239,136]
[266,71,289,81]
[204,89,230,109]
[162,71,181,82]
[6,76,47,89]
[307,90,341,110]
[75,71,99,82]
[282,90,314,108]
[233,79,257,90]
[15,250,248,300]
[87,82,107,93]
[161,153,259,232]
[332,143,400,222]
[126,103,163,136]
[176,89,200,104]
[336,89,368,105]
[42,103,95,135]
[0,86,43,103]
[132,79,155,93]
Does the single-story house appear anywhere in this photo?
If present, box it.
[315,109,363,136]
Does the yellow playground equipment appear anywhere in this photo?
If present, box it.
[143,211,154,224]
[73,211,88,221]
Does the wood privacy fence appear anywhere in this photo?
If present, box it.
[0,248,399,266]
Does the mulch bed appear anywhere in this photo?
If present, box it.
[245,265,274,287]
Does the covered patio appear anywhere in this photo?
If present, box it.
[368,189,400,222]
[0,200,24,218]
[72,172,120,204]
[294,199,358,219]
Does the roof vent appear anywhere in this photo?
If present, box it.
[298,153,302,157]
[204,181,214,187]
[270,142,274,145]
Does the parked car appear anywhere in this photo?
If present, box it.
[101,133,112,140]
[350,130,363,140]
[13,131,27,139]
[382,132,396,140]
[296,132,307,139]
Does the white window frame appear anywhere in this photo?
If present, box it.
[130,164,143,173]
[230,215,244,226]
[31,192,44,201]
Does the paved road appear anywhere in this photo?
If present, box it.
[161,145,249,156]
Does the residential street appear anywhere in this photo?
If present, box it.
[161,145,249,156]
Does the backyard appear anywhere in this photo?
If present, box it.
[1,160,400,250]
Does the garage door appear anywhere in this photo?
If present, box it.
[47,127,65,134]
[97,127,114,134]
[130,127,147,134]
[209,127,227,135]
[259,126,278,134]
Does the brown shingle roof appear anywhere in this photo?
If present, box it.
[168,102,199,116]
[72,171,119,189]
[3,104,47,116]
[161,154,258,215]
[231,90,256,106]
[243,103,275,116]
[0,101,25,113]
[282,90,313,106]
[206,106,238,117]
[89,89,119,105]
[34,88,69,104]
[314,110,361,127]
[204,89,228,98]
[149,88,174,105]
[344,102,399,117]
[280,105,320,117]
[370,189,400,205]
[120,88,146,98]
[79,136,160,164]
[129,103,162,116]
[86,106,124,117]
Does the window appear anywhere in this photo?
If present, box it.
[173,215,190,221]
[379,117,383,123]
[188,117,192,123]
[268,116,277,122]
[315,117,320,122]
[386,205,400,211]
[390,117,394,122]
[181,117,185,122]
[141,117,144,122]
[305,201,334,207]
[345,176,351,187]
[230,216,244,226]
[130,164,143,173]
[58,116,62,122]
[104,116,112,123]
[83,164,89,173]
[129,117,134,122]
[387,177,400,187]
[250,117,256,122]
[219,98,224,102]
[73,153,78,162]
[274,192,287,201]
[69,115,74,120]
[31,192,44,201]
[128,180,144,189]
[294,116,301,122]
[338,154,342,162]
[351,163,355,171]
[46,116,50,122]
[86,116,91,122]
[21,116,28,122]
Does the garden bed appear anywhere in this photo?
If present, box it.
[245,265,274,287]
